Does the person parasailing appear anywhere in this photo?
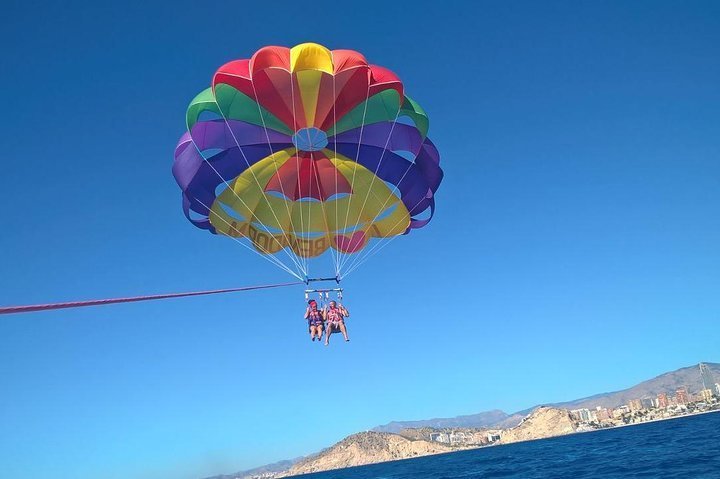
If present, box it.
[324,300,349,345]
[304,299,325,342]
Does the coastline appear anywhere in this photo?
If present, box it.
[480,407,720,449]
[280,408,720,479]
[587,407,720,432]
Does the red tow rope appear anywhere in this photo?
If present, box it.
[0,281,304,315]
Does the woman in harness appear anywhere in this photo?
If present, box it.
[304,299,325,342]
[324,300,349,345]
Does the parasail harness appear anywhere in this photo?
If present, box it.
[304,276,344,330]
[304,276,343,303]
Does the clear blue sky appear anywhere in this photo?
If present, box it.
[1,1,719,478]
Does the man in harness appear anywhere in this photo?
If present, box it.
[304,299,325,342]
[323,300,349,346]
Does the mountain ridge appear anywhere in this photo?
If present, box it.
[372,409,512,433]
[526,361,720,412]
[279,431,455,477]
[375,362,720,430]
[209,361,719,479]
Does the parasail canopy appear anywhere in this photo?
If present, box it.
[173,43,443,281]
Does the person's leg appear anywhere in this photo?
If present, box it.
[325,324,333,345]
[310,325,317,340]
[339,321,349,341]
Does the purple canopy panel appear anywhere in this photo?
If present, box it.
[173,133,203,191]
[173,127,293,233]
[407,197,435,232]
[331,123,425,157]
[332,142,441,229]
[190,120,292,151]
[414,139,443,192]
[182,193,213,231]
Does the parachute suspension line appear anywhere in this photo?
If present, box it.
[289,70,310,277]
[340,119,425,277]
[331,68,341,278]
[337,104,402,273]
[289,69,342,279]
[249,77,309,277]
[342,193,430,279]
[343,198,424,279]
[306,121,313,277]
[192,148,307,279]
[337,187,395,275]
[341,188,416,278]
[341,139,426,278]
[337,80,372,273]
[310,148,341,279]
[188,141,303,279]
[211,96,308,279]
[0,281,304,316]
[193,196,305,281]
[191,142,306,280]
[194,196,303,281]
[302,130,341,280]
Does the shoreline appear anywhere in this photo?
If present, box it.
[281,408,720,478]
[588,406,720,432]
[489,407,720,448]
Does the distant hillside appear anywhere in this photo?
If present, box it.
[373,409,513,433]
[543,362,720,411]
[500,407,576,444]
[375,363,720,428]
[206,362,719,479]
[489,413,526,430]
[281,408,574,477]
[203,458,301,479]
[280,432,454,476]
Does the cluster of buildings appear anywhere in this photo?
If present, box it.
[428,430,496,446]
[570,363,720,426]
[421,364,720,447]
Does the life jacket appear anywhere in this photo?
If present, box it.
[326,307,344,323]
[307,309,323,325]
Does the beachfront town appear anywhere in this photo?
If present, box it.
[569,382,720,431]
[424,384,720,447]
[570,362,720,431]
[232,366,720,478]
[426,363,720,447]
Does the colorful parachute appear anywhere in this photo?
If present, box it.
[173,43,442,280]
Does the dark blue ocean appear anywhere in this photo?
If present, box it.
[296,412,720,479]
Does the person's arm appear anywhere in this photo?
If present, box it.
[341,305,349,317]
[304,307,310,319]
[322,306,328,320]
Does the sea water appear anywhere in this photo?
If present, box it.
[294,411,720,478]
